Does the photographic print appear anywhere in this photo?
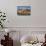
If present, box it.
[17,6,31,16]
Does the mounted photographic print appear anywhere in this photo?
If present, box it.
[17,6,31,16]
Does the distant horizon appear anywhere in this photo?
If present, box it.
[17,6,31,10]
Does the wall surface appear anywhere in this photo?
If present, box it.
[0,0,46,27]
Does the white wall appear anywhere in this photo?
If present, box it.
[0,0,46,27]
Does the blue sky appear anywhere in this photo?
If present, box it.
[17,6,31,10]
